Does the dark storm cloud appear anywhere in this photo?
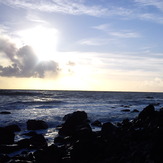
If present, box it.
[0,37,59,78]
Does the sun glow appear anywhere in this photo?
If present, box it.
[18,26,59,61]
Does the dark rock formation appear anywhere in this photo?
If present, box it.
[30,134,47,148]
[132,109,139,112]
[23,131,37,137]
[91,120,102,127]
[5,124,21,132]
[1,104,163,163]
[0,127,15,144]
[121,109,130,112]
[59,111,89,136]
[0,111,11,114]
[27,120,48,130]
[138,104,155,120]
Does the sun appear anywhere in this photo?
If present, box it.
[18,26,59,61]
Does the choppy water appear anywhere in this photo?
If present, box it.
[0,90,163,144]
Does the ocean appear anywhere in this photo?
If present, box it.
[0,89,163,144]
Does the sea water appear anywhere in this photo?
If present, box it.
[0,90,163,144]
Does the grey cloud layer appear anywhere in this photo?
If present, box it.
[0,37,59,78]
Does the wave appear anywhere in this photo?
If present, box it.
[9,100,64,105]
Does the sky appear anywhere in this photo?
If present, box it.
[0,0,163,92]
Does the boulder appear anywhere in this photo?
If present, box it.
[70,140,99,163]
[59,111,89,136]
[75,125,93,141]
[0,154,10,162]
[0,111,11,114]
[101,122,117,138]
[0,127,15,144]
[5,124,21,132]
[23,131,37,137]
[138,104,155,120]
[63,111,88,124]
[30,134,47,148]
[27,120,48,130]
[132,109,139,113]
[34,144,63,163]
[0,144,20,154]
[91,120,102,127]
[17,139,30,148]
[121,109,130,112]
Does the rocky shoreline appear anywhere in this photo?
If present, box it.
[0,104,163,163]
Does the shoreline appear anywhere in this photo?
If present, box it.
[0,104,163,162]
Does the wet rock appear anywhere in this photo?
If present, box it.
[0,111,11,114]
[54,136,67,145]
[101,122,117,138]
[146,96,154,99]
[27,120,48,130]
[9,160,33,163]
[121,109,130,112]
[0,127,15,144]
[75,125,93,141]
[63,111,88,124]
[5,124,21,132]
[34,144,63,163]
[17,139,30,148]
[121,105,130,108]
[0,144,20,154]
[59,111,89,136]
[91,120,102,127]
[70,140,99,163]
[0,154,10,162]
[138,104,155,120]
[121,118,133,130]
[132,109,139,112]
[30,134,47,148]
[23,131,37,137]
[4,105,163,163]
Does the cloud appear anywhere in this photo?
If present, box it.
[134,0,163,11]
[1,0,163,25]
[133,0,163,23]
[93,24,141,38]
[0,37,59,78]
[79,38,113,46]
[93,24,110,31]
[0,0,109,17]
[109,31,141,38]
[0,0,137,18]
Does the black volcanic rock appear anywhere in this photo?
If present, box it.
[27,120,48,130]
[138,104,155,120]
[30,134,47,148]
[62,111,88,124]
[132,109,139,112]
[59,111,89,136]
[91,120,102,127]
[5,124,21,132]
[2,105,163,163]
[101,122,118,138]
[0,127,15,145]
[17,138,30,148]
[121,109,130,112]
[0,111,11,114]
[34,144,63,163]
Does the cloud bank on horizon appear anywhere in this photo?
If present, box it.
[0,0,163,91]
